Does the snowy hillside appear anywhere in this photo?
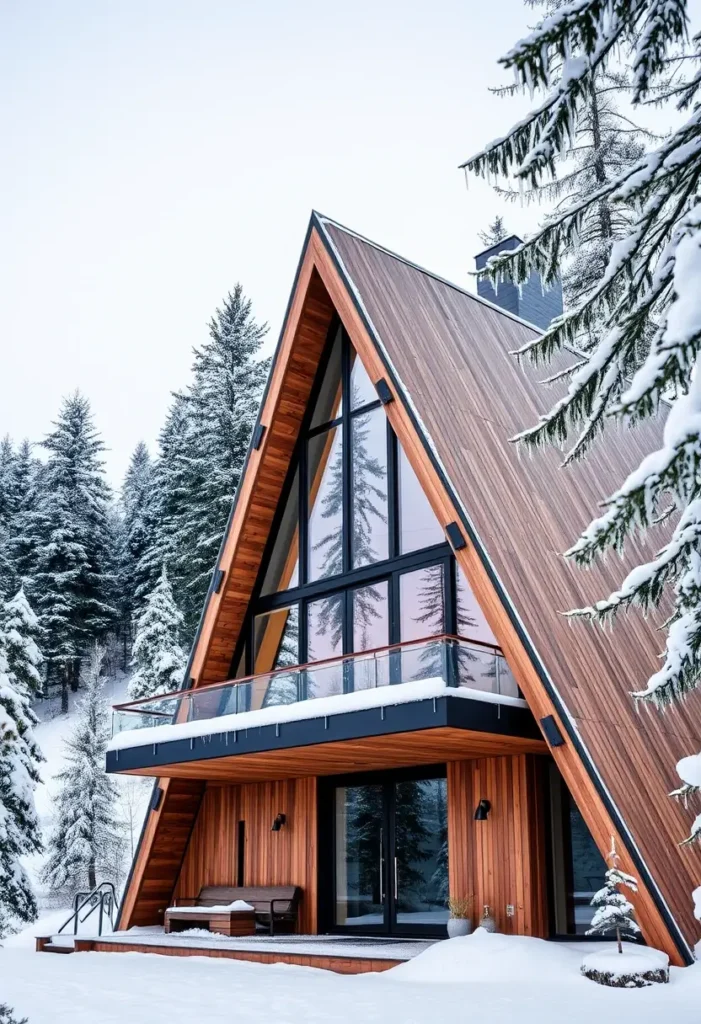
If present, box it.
[24,674,151,919]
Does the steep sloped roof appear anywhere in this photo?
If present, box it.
[316,214,701,950]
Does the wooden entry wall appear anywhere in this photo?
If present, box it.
[448,755,548,936]
[173,778,318,934]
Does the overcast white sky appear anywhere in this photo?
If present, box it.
[0,0,682,485]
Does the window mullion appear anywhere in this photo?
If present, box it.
[342,333,352,575]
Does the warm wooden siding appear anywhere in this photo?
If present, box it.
[448,755,547,937]
[174,778,318,933]
[123,728,546,782]
[318,221,701,960]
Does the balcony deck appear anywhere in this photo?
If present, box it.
[106,636,545,780]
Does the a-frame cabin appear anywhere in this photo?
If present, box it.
[107,213,701,965]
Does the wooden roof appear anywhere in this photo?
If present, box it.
[317,216,701,950]
[118,214,701,958]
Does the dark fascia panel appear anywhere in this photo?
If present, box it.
[106,696,541,775]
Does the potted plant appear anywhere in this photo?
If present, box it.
[446,895,474,938]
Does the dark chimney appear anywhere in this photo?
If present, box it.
[475,235,563,331]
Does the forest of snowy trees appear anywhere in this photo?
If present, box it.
[0,283,269,936]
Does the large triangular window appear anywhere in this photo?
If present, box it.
[235,326,515,698]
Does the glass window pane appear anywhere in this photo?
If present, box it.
[253,606,299,672]
[353,580,389,653]
[311,325,343,428]
[307,594,343,663]
[351,581,389,691]
[400,565,445,641]
[395,778,449,925]
[350,350,377,410]
[334,784,384,927]
[252,606,300,709]
[399,565,445,681]
[351,407,388,569]
[307,594,344,698]
[548,767,607,936]
[456,564,497,645]
[260,470,299,595]
[398,446,444,553]
[308,425,343,582]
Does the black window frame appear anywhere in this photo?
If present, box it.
[230,323,491,677]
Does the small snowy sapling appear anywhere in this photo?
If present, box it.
[587,837,640,954]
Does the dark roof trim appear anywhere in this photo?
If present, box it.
[313,212,693,965]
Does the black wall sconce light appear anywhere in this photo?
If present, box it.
[474,799,491,821]
[271,813,287,832]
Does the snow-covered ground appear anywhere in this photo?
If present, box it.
[2,929,700,1023]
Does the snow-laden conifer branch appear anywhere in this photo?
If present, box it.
[463,0,701,852]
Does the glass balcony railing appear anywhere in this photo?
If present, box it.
[111,634,521,737]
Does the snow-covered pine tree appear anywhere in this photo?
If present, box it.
[8,440,44,598]
[587,837,640,954]
[118,443,159,648]
[0,1005,27,1024]
[31,394,117,708]
[462,1,701,848]
[3,588,43,701]
[128,566,186,701]
[0,437,17,599]
[0,614,43,935]
[478,216,508,248]
[42,645,125,895]
[133,398,190,622]
[173,286,269,637]
[491,0,654,353]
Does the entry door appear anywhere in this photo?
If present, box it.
[331,770,449,937]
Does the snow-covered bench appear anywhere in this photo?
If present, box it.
[165,885,301,937]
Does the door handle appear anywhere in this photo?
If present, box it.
[394,857,398,900]
[379,828,384,902]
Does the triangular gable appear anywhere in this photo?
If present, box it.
[118,214,697,962]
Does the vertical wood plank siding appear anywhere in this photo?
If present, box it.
[174,779,318,933]
[316,222,701,958]
[448,756,547,936]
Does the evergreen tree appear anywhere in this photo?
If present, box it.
[9,441,44,596]
[134,399,190,617]
[3,588,43,701]
[462,0,701,845]
[478,216,508,248]
[128,566,186,701]
[42,646,125,895]
[587,838,640,953]
[0,1006,27,1024]
[175,286,269,636]
[31,394,116,708]
[0,437,17,599]
[119,442,159,630]
[0,617,43,935]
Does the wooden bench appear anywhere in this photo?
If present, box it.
[166,886,302,937]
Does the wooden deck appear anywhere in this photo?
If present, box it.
[69,933,429,974]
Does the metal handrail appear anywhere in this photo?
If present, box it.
[112,633,504,714]
[56,881,118,937]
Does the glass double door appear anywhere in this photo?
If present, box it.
[332,769,448,937]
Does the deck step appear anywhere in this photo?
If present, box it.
[42,943,76,954]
